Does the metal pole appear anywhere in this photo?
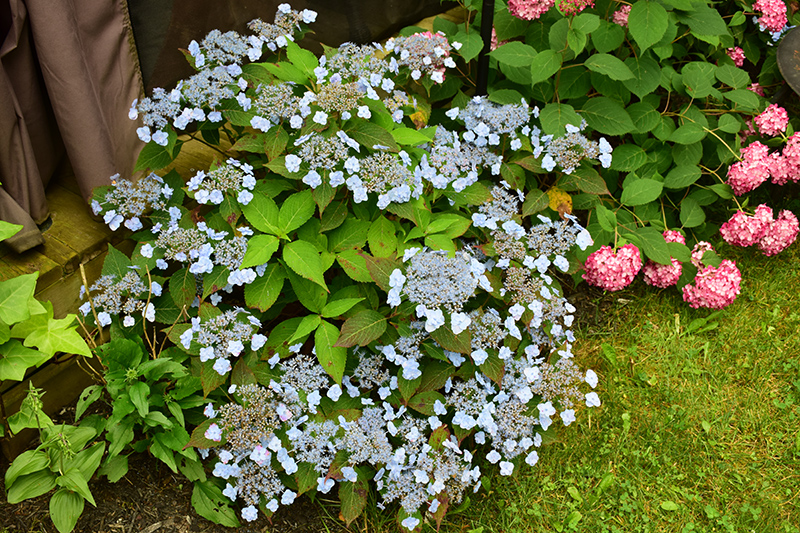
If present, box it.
[475,0,494,96]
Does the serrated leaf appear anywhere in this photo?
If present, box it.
[539,103,581,137]
[621,179,663,206]
[279,190,316,234]
[724,89,760,112]
[529,49,562,86]
[283,240,328,291]
[339,473,368,526]
[192,480,240,528]
[664,165,701,189]
[263,61,308,84]
[321,298,364,318]
[715,65,750,89]
[408,390,446,416]
[328,218,370,253]
[628,102,660,134]
[592,20,625,53]
[623,56,661,98]
[335,310,387,347]
[239,234,280,269]
[286,266,327,314]
[345,119,399,152]
[288,314,321,344]
[610,145,647,171]
[491,41,537,67]
[134,142,172,173]
[634,226,672,265]
[241,193,281,235]
[364,254,402,292]
[264,126,289,161]
[452,31,483,62]
[580,97,634,135]
[244,263,285,312]
[337,249,374,283]
[368,216,397,258]
[522,189,549,216]
[585,53,634,81]
[669,123,706,144]
[315,320,347,383]
[717,114,741,134]
[680,198,705,227]
[676,4,729,36]
[628,0,669,51]
[596,204,617,232]
[286,40,318,76]
[391,127,434,146]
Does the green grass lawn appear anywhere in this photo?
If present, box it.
[418,242,800,533]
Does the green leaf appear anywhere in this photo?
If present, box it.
[0,221,23,241]
[623,56,662,98]
[285,40,318,76]
[488,89,526,105]
[529,49,562,86]
[4,450,50,488]
[328,218,371,253]
[337,250,374,283]
[669,123,706,144]
[339,472,369,526]
[262,62,308,84]
[244,263,285,312]
[57,468,95,506]
[724,89,761,112]
[680,198,705,227]
[620,179,663,206]
[287,314,321,345]
[661,500,680,511]
[628,0,669,51]
[134,141,172,173]
[239,234,280,269]
[364,254,402,291]
[286,266,327,314]
[192,480,240,528]
[491,41,537,67]
[596,204,617,232]
[580,97,635,136]
[321,298,364,318]
[50,488,85,533]
[0,273,37,324]
[263,126,289,161]
[522,189,549,216]
[391,127,434,146]
[715,65,750,89]
[592,21,625,53]
[283,240,328,291]
[664,165,701,189]
[335,310,387,347]
[169,267,197,309]
[610,145,647,171]
[717,114,741,134]
[368,216,397,258]
[99,455,128,482]
[6,469,57,503]
[315,321,347,383]
[634,226,672,265]
[452,31,483,62]
[279,190,316,235]
[408,390,446,416]
[345,119,399,152]
[628,102,661,134]
[241,193,280,235]
[584,54,634,81]
[562,167,611,195]
[0,340,50,381]
[676,4,729,36]
[430,325,472,354]
[539,103,581,137]
[709,183,734,199]
[129,381,150,417]
[682,62,717,98]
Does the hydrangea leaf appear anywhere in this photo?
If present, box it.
[634,226,672,265]
[283,240,328,291]
[334,310,386,347]
[680,198,705,228]
[585,53,635,81]
[241,192,281,235]
[262,61,308,84]
[337,250,373,283]
[622,56,661,98]
[529,50,563,87]
[408,390,446,416]
[539,102,581,137]
[628,0,668,52]
[279,190,316,235]
[239,234,280,269]
[345,119,399,152]
[285,40,318,77]
[620,179,663,206]
[490,41,537,68]
[192,480,240,528]
[244,264,285,313]
[315,320,346,384]
[591,20,625,53]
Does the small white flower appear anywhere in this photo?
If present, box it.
[451,312,471,335]
[585,369,598,388]
[313,110,328,125]
[499,461,514,476]
[285,154,302,173]
[585,392,601,407]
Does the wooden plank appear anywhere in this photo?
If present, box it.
[0,247,61,290]
[36,239,135,320]
[44,184,115,259]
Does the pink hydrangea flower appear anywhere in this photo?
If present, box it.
[490,28,508,51]
[754,104,789,137]
[769,152,792,185]
[612,5,631,27]
[682,260,741,309]
[753,0,788,32]
[748,83,765,96]
[508,0,556,21]
[720,204,773,246]
[726,141,771,195]
[726,47,745,67]
[582,244,642,291]
[558,0,595,16]
[757,210,799,256]
[782,132,800,183]
[642,230,685,288]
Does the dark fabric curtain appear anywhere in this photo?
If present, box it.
[0,0,143,252]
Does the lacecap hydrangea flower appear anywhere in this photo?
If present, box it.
[582,244,642,292]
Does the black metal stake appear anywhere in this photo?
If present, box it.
[475,0,495,96]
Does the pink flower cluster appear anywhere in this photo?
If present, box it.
[642,230,685,288]
[508,0,556,21]
[720,204,774,246]
[612,5,631,27]
[757,210,799,256]
[753,0,788,32]
[583,244,642,291]
[490,28,508,51]
[726,47,745,67]
[682,257,742,309]
[748,83,765,97]
[728,132,800,193]
[726,141,771,195]
[558,0,595,16]
[754,104,789,137]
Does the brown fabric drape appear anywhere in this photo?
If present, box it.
[0,0,143,253]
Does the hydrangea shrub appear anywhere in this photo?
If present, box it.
[84,4,606,529]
